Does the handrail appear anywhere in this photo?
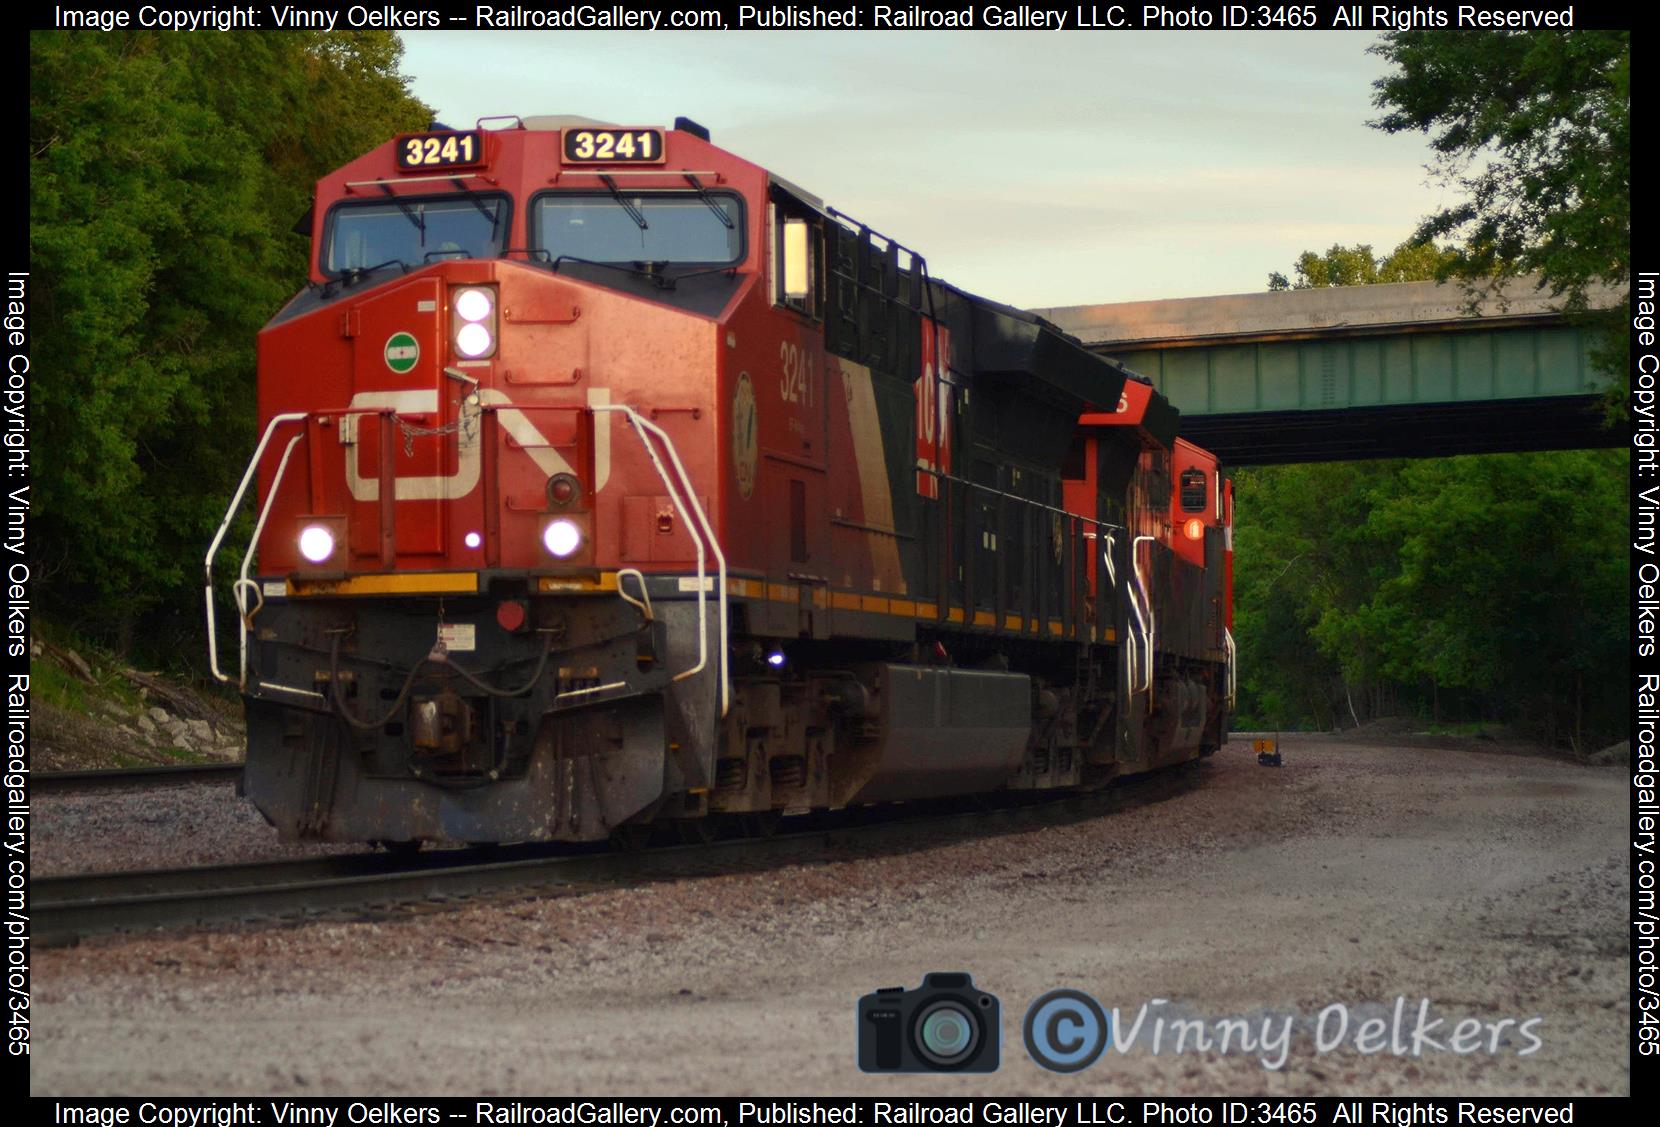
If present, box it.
[918,465,1122,531]
[205,413,308,685]
[614,568,654,622]
[234,434,305,688]
[1125,578,1148,696]
[1223,627,1237,710]
[591,404,730,717]
[1131,535,1157,707]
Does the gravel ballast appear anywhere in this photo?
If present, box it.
[30,734,1628,1096]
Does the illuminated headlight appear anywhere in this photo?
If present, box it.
[455,322,493,358]
[298,525,336,563]
[450,284,498,359]
[542,519,583,558]
[453,287,493,323]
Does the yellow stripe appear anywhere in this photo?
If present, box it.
[536,574,613,593]
[671,576,1114,645]
[291,572,479,597]
[841,361,906,593]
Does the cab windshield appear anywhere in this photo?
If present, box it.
[324,195,509,274]
[532,192,744,265]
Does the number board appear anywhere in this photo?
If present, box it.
[396,130,486,171]
[562,128,665,164]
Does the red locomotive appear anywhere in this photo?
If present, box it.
[204,115,1234,846]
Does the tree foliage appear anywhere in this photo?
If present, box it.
[1238,237,1629,749]
[1369,30,1630,394]
[1233,452,1628,748]
[29,32,430,654]
[1268,239,1456,292]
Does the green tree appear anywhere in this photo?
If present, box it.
[1237,238,1629,748]
[1231,460,1411,729]
[1234,450,1629,747]
[29,32,430,655]
[1268,240,1456,291]
[1369,30,1630,399]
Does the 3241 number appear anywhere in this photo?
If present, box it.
[397,131,483,170]
[563,129,663,164]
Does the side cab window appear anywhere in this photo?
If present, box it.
[771,193,821,318]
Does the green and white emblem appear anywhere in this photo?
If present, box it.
[384,331,420,373]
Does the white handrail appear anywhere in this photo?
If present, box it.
[1132,534,1156,707]
[1223,626,1237,710]
[1124,579,1148,695]
[590,404,729,717]
[234,434,305,688]
[614,567,654,622]
[204,413,307,685]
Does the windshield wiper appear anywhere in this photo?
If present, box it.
[550,255,687,291]
[683,174,735,230]
[376,184,425,237]
[449,176,502,236]
[661,263,740,284]
[338,259,411,287]
[598,175,648,231]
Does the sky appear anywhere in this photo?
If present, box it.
[396,31,1454,310]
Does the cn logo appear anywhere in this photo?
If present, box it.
[341,387,612,501]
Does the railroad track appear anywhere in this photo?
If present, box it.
[35,763,244,795]
[32,760,1210,947]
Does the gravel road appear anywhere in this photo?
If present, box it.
[29,733,1629,1096]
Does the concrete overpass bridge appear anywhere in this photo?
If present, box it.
[1036,277,1620,465]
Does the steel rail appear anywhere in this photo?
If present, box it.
[34,763,245,796]
[31,765,1209,948]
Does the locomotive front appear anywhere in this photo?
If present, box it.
[207,118,752,844]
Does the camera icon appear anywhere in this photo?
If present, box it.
[857,972,1000,1072]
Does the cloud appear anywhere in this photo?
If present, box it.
[399,30,1446,306]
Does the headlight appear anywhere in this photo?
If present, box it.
[298,525,336,563]
[450,284,498,359]
[455,322,493,358]
[542,518,582,558]
[453,287,493,322]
